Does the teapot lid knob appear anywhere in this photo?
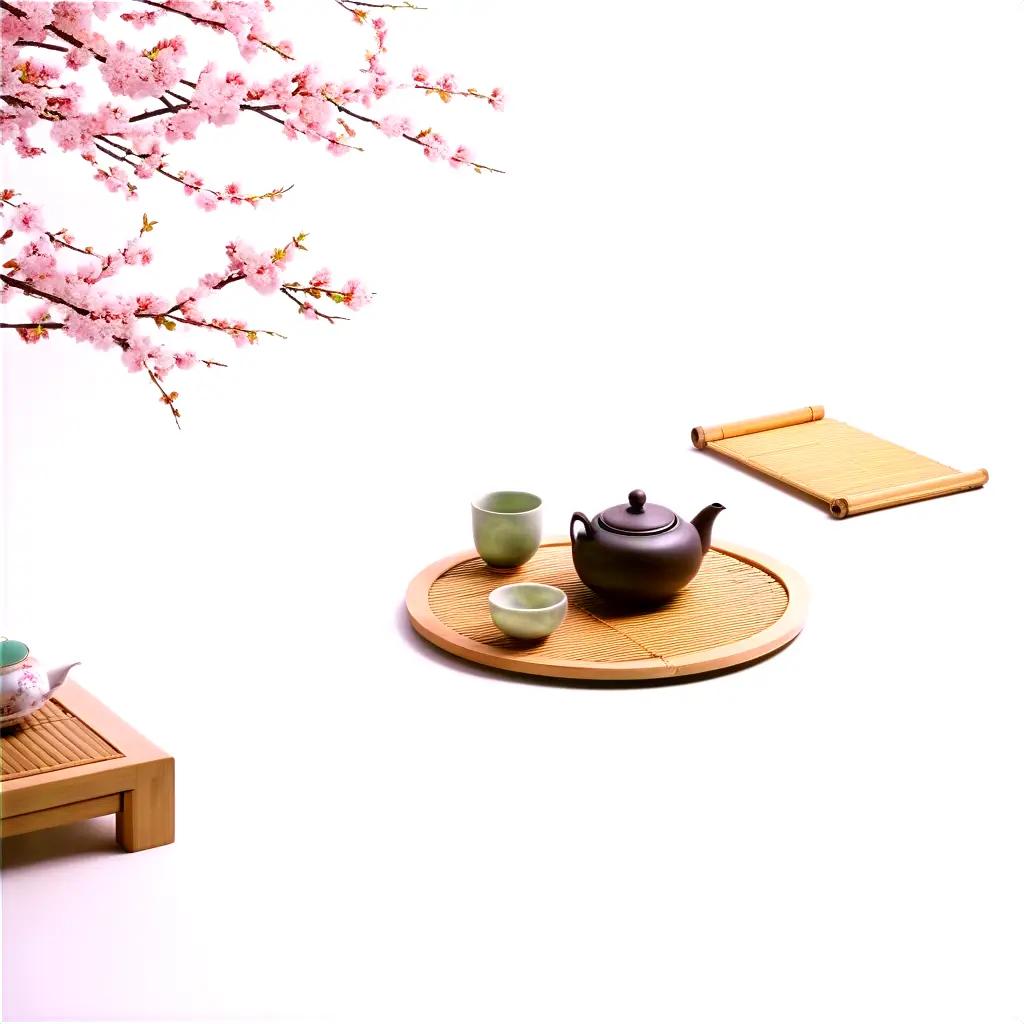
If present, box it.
[627,489,646,513]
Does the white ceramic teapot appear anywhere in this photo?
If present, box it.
[1,638,80,727]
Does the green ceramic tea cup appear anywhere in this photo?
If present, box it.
[488,583,567,640]
[472,491,543,568]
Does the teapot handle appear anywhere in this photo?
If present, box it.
[570,512,594,543]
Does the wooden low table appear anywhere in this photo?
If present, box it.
[1,682,173,852]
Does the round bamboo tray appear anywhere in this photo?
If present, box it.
[406,539,808,681]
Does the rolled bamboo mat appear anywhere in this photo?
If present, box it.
[691,406,987,519]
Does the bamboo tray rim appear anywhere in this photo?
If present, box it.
[406,538,809,681]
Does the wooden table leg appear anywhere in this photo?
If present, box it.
[116,756,175,852]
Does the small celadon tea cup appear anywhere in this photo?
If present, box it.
[488,583,567,640]
[472,491,543,569]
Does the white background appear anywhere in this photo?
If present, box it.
[3,1,1023,1021]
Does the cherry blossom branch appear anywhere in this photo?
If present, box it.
[336,1,426,11]
[128,0,297,61]
[91,134,295,205]
[131,0,242,32]
[280,288,347,323]
[1,193,369,422]
[2,0,505,203]
[414,83,498,105]
[411,69,504,111]
[145,363,182,426]
[2,1,503,424]
[1,194,99,256]
[320,95,504,173]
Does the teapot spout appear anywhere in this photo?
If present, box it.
[46,662,81,695]
[690,503,725,554]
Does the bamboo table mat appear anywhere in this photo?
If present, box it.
[692,405,988,518]
[1,699,123,782]
[407,540,808,682]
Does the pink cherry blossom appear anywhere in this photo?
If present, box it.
[325,133,351,156]
[123,240,153,266]
[121,342,149,373]
[195,192,218,212]
[12,204,42,233]
[449,145,473,169]
[341,279,370,311]
[65,47,90,71]
[421,132,450,162]
[121,10,159,29]
[377,114,411,138]
[368,73,391,100]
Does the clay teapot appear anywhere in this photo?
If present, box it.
[1,638,80,727]
[570,490,725,606]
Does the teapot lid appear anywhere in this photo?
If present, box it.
[0,638,30,668]
[598,489,677,535]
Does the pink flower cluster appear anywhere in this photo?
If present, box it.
[343,279,370,311]
[226,240,284,295]
[377,114,412,139]
[182,65,247,128]
[100,37,186,99]
[420,133,473,169]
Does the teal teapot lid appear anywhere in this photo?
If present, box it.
[0,638,30,668]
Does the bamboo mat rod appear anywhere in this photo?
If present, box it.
[831,469,989,519]
[691,406,824,448]
[691,405,988,519]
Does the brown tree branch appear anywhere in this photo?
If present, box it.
[12,40,69,52]
[335,0,426,10]
[128,102,191,123]
[0,320,64,329]
[280,288,346,323]
[1,272,89,315]
[145,363,182,427]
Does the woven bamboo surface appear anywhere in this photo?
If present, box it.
[692,406,987,518]
[407,540,807,681]
[1,699,122,781]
